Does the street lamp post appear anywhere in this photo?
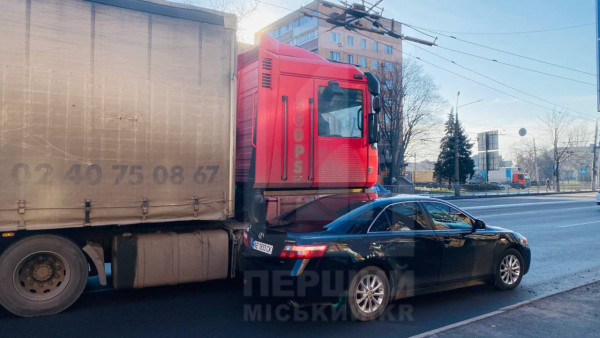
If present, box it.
[519,128,540,193]
[533,137,540,193]
[453,93,484,197]
[454,92,460,197]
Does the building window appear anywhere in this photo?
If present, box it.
[385,45,393,54]
[292,30,317,46]
[331,32,340,43]
[359,57,367,67]
[383,62,393,72]
[360,39,366,49]
[330,51,341,61]
[348,54,354,64]
[373,42,379,52]
[347,36,354,46]
[385,80,393,89]
[372,59,379,70]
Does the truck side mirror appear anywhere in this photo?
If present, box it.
[372,96,382,113]
[364,72,380,96]
[368,113,379,144]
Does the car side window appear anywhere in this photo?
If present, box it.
[369,202,428,232]
[422,202,473,230]
[347,207,382,234]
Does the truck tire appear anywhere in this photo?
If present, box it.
[0,235,88,317]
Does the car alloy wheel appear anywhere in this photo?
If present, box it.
[495,248,524,290]
[499,254,521,285]
[355,274,385,314]
[347,266,389,321]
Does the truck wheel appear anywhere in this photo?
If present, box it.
[0,235,88,317]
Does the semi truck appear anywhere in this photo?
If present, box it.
[0,0,381,316]
[488,167,531,188]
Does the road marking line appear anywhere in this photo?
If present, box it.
[479,206,596,218]
[462,200,591,211]
[558,220,600,228]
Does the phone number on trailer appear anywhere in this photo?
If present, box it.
[9,163,220,186]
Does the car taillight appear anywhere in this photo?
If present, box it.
[243,231,249,247]
[280,244,328,259]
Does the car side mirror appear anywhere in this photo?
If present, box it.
[474,219,486,230]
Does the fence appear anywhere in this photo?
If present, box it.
[380,182,594,198]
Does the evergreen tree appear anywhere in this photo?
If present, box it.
[433,109,475,184]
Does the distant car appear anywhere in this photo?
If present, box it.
[596,190,600,205]
[242,194,531,321]
[370,184,391,194]
[491,182,512,190]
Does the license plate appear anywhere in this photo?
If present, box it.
[252,239,273,255]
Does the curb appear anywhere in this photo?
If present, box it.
[410,279,599,338]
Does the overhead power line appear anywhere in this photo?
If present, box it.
[255,1,595,120]
[434,45,595,86]
[414,22,594,36]
[254,0,297,12]
[402,23,597,77]
[406,41,597,120]
[348,28,595,121]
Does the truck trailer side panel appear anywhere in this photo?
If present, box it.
[0,0,237,230]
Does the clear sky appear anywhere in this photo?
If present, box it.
[192,0,597,161]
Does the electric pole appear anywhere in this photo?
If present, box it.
[454,91,460,197]
[533,137,540,193]
[593,120,598,191]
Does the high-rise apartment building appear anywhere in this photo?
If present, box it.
[256,0,401,72]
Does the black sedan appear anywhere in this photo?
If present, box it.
[241,193,530,321]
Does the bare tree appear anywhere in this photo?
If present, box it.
[375,58,446,182]
[540,109,589,191]
[177,0,257,22]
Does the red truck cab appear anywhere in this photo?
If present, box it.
[513,173,531,188]
[236,35,380,220]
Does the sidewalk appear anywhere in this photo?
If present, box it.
[427,281,600,337]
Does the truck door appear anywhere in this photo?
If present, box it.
[312,80,368,188]
[276,75,313,188]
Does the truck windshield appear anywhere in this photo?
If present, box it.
[317,87,363,138]
[267,193,375,233]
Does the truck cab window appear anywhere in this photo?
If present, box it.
[317,86,363,138]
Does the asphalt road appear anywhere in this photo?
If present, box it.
[1,192,599,337]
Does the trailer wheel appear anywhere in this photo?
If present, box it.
[0,235,88,317]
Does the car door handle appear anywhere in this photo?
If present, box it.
[442,237,452,244]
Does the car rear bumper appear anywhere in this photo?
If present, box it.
[241,249,348,302]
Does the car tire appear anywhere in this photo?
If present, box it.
[346,266,390,321]
[494,248,524,290]
[0,235,89,317]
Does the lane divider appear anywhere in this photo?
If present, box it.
[462,200,591,211]
[558,220,600,228]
